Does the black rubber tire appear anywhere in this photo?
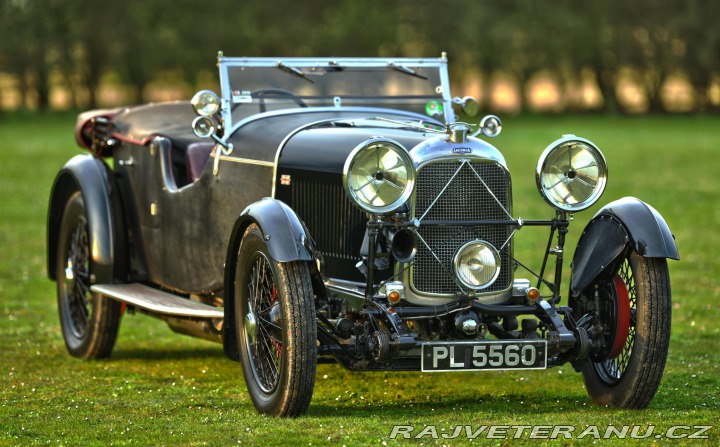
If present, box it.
[56,192,122,359]
[582,251,671,408]
[235,224,317,417]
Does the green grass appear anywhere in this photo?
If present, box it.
[1,113,719,446]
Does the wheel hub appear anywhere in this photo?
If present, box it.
[245,309,258,346]
[608,274,631,359]
[64,258,75,281]
[64,257,76,295]
[266,301,282,338]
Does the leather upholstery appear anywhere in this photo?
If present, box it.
[185,142,214,182]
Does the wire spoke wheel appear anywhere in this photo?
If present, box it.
[594,260,635,385]
[235,224,316,417]
[581,250,671,408]
[64,221,92,338]
[56,192,121,359]
[244,253,283,393]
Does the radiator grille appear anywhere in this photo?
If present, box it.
[291,178,365,261]
[412,160,513,294]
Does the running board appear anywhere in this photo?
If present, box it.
[90,283,224,319]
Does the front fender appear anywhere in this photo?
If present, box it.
[232,197,314,263]
[222,198,314,361]
[47,155,120,284]
[570,197,678,295]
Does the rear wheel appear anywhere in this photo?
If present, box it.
[235,224,317,417]
[56,192,122,358]
[581,251,671,408]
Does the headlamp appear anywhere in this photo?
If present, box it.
[342,138,415,214]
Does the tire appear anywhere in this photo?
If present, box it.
[235,224,317,417]
[581,251,671,408]
[56,192,122,359]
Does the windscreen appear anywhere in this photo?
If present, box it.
[222,62,446,126]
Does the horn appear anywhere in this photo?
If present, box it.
[391,229,417,263]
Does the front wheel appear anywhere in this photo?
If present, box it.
[235,224,317,417]
[56,192,122,358]
[581,251,671,408]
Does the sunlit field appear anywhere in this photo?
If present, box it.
[1,113,718,446]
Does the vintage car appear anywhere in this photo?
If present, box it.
[47,53,679,417]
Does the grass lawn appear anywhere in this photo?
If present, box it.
[1,112,718,446]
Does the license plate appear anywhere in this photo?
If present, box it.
[421,340,547,372]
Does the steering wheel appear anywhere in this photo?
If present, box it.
[232,88,308,113]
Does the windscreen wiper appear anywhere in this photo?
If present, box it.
[277,62,315,84]
[388,62,429,80]
[374,117,444,133]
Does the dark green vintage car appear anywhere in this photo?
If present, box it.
[47,53,678,416]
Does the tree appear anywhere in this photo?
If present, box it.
[0,0,52,110]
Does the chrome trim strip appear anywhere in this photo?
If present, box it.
[216,155,274,167]
[398,264,513,306]
[219,56,448,67]
[269,110,442,199]
[437,53,455,123]
[218,53,232,133]
[216,57,449,131]
[271,118,340,198]
[411,136,508,171]
[226,106,442,142]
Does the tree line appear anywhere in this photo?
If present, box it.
[1,0,718,113]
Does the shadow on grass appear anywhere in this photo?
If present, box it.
[308,371,710,417]
[112,346,225,361]
[308,392,588,418]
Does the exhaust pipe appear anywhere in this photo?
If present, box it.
[167,317,222,343]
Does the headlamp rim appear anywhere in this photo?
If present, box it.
[535,135,608,212]
[191,90,221,117]
[452,240,502,290]
[342,137,416,214]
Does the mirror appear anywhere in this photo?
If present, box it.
[453,96,480,117]
[460,96,479,117]
[192,116,216,138]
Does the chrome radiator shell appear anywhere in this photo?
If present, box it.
[403,136,514,305]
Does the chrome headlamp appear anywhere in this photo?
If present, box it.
[453,240,501,290]
[191,90,221,116]
[536,136,607,212]
[343,138,415,214]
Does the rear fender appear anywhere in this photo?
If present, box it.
[222,198,316,361]
[570,197,679,296]
[47,155,124,284]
